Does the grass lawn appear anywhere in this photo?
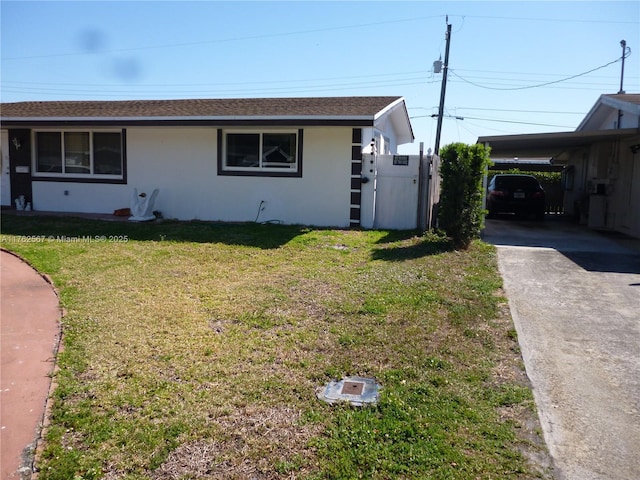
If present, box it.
[1,214,552,480]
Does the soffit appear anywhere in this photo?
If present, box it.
[478,128,639,159]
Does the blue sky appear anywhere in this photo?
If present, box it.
[2,1,639,154]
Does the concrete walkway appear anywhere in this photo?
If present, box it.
[483,218,640,480]
[1,250,61,479]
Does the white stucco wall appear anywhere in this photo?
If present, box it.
[32,126,355,227]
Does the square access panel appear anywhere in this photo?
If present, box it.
[316,376,380,407]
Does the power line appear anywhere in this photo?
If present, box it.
[2,74,621,96]
[453,67,639,80]
[409,113,574,129]
[0,78,430,98]
[450,53,630,91]
[448,75,628,88]
[460,118,524,135]
[447,107,585,115]
[3,15,446,61]
[5,12,636,61]
[462,116,574,129]
[450,13,638,25]
[0,70,432,89]
[448,80,620,92]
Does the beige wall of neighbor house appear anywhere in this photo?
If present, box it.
[561,139,640,238]
[562,103,640,238]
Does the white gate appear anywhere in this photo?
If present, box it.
[374,155,420,229]
[360,154,440,230]
[360,154,440,231]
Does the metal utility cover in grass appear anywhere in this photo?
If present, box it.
[316,376,380,406]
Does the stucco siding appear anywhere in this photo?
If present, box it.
[31,126,354,226]
[126,127,216,221]
[32,182,129,214]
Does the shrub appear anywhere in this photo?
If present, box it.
[438,143,493,249]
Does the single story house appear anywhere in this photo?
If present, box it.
[478,93,640,239]
[1,96,414,228]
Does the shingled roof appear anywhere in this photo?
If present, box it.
[1,96,404,119]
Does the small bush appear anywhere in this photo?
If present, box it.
[438,143,492,249]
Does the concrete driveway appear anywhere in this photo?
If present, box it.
[483,217,640,480]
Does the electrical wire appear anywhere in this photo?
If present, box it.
[448,14,638,25]
[3,64,628,98]
[0,78,430,98]
[452,67,639,80]
[450,52,631,91]
[460,116,574,129]
[447,107,586,115]
[1,70,431,88]
[409,106,585,115]
[409,113,574,129]
[3,15,446,61]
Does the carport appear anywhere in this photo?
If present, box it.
[478,128,638,159]
[478,94,640,239]
[478,127,640,238]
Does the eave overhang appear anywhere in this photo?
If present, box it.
[478,128,640,160]
[0,115,377,128]
[373,97,415,145]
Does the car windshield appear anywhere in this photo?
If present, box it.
[494,176,539,189]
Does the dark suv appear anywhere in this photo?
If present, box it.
[486,174,546,220]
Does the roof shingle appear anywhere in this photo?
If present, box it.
[1,96,403,119]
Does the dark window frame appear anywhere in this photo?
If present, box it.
[217,128,303,178]
[32,129,127,184]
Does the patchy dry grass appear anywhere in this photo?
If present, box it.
[1,214,552,479]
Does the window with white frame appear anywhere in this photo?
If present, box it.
[34,130,124,179]
[220,129,302,176]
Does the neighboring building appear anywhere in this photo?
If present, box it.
[479,94,640,239]
[0,96,414,228]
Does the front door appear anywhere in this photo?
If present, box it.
[1,130,11,207]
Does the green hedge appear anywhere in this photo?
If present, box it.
[438,143,493,249]
[489,169,561,184]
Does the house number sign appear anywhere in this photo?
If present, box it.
[393,155,409,166]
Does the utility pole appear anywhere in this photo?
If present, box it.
[618,39,627,94]
[434,18,452,155]
[618,40,627,129]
